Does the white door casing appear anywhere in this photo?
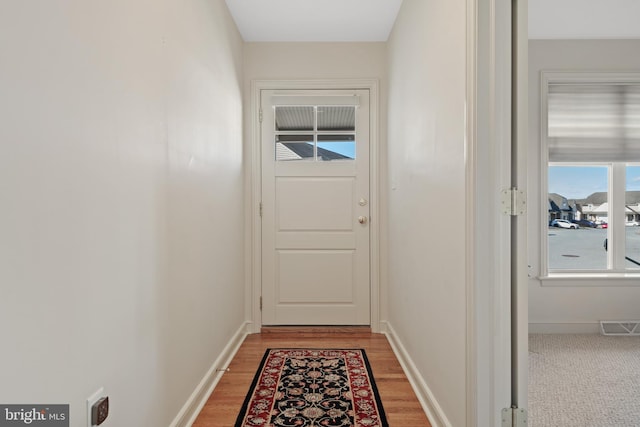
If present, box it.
[467,0,520,425]
[513,0,529,412]
[260,89,371,325]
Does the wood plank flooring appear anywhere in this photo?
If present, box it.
[192,330,431,427]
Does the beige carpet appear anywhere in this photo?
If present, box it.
[529,334,640,427]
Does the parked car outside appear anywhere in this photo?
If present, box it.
[626,221,640,227]
[571,219,596,228]
[600,222,608,229]
[551,219,579,229]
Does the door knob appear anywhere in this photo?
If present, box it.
[358,216,368,224]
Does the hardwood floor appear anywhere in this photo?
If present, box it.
[192,329,431,427]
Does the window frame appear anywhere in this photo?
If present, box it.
[274,104,358,162]
[540,71,640,283]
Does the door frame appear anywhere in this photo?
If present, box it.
[248,79,381,334]
[467,0,526,425]
[512,0,529,413]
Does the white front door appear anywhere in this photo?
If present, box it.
[261,89,370,325]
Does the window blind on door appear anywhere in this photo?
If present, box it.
[547,83,640,161]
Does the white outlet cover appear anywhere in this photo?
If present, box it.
[87,388,105,427]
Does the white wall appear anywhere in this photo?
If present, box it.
[528,39,640,333]
[0,1,245,426]
[243,42,387,81]
[529,0,640,40]
[386,1,467,425]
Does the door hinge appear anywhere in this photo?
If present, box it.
[259,202,263,217]
[501,187,526,216]
[501,407,527,427]
[259,296,262,311]
[259,108,263,123]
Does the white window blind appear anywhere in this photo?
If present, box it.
[547,83,640,161]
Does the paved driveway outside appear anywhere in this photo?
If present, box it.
[548,226,640,270]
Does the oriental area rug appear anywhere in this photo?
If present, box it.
[235,349,389,427]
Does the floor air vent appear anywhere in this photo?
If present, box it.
[600,320,640,336]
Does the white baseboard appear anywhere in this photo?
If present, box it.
[381,321,451,427]
[170,321,250,427]
[529,322,600,334]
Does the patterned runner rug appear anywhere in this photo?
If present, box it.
[235,349,388,427]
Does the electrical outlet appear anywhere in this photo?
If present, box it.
[87,388,107,426]
[91,396,109,425]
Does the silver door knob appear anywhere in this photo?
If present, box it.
[358,216,368,224]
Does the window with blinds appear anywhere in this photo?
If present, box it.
[547,83,640,162]
[542,73,640,277]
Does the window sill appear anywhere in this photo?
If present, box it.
[539,273,640,287]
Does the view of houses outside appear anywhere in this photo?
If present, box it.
[548,165,640,271]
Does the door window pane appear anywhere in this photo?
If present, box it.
[274,106,357,162]
[275,106,314,131]
[317,106,355,131]
[275,134,314,161]
[317,135,355,161]
[625,165,640,268]
[548,166,608,270]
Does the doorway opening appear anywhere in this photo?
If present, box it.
[526,3,640,425]
[248,80,381,333]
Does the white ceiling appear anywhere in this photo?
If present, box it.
[225,0,640,42]
[529,0,640,39]
[224,0,403,42]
